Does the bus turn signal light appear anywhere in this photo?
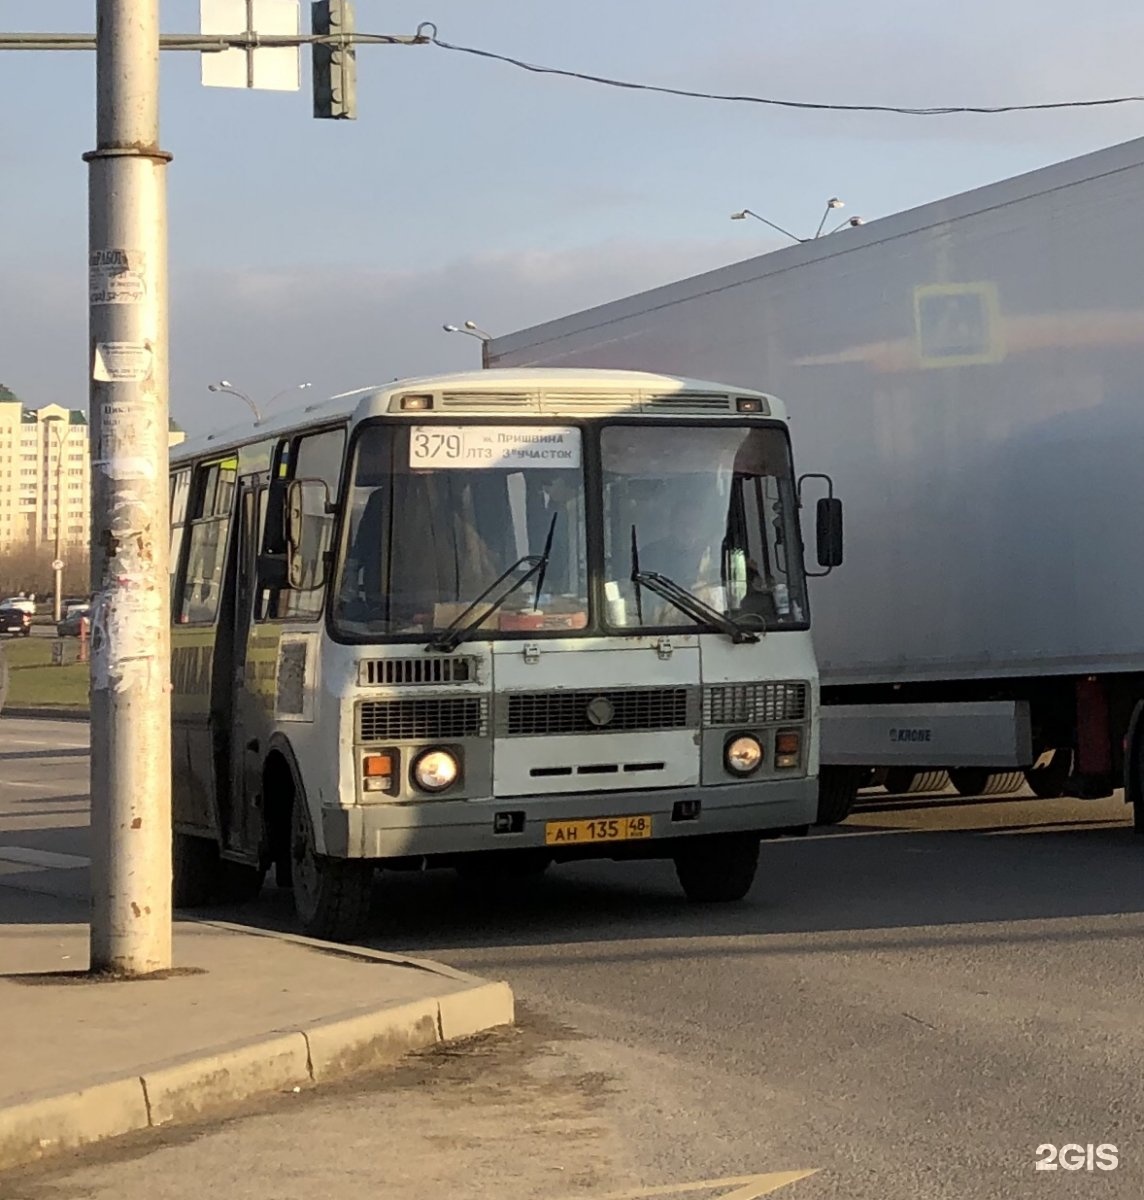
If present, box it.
[775,731,801,769]
[362,752,394,792]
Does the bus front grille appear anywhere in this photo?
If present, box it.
[702,682,809,726]
[359,656,475,686]
[500,688,697,737]
[357,697,489,742]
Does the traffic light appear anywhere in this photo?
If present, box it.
[312,0,356,119]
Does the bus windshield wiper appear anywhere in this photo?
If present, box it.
[630,525,759,645]
[428,514,558,653]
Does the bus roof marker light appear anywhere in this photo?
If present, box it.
[400,394,433,411]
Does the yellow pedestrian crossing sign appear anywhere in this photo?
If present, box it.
[913,281,1004,367]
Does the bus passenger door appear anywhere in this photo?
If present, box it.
[223,479,265,858]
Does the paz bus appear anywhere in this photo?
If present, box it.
[167,369,841,940]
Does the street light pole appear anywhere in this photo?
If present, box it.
[51,422,71,624]
[208,381,263,423]
[443,320,493,368]
[85,0,173,975]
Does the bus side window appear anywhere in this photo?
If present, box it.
[177,458,237,625]
[169,468,192,614]
[276,428,345,621]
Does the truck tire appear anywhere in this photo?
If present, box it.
[290,795,373,941]
[674,834,759,903]
[949,768,1024,798]
[883,769,949,796]
[1025,749,1072,800]
[816,766,861,825]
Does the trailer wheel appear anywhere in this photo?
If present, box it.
[884,769,949,796]
[816,766,861,825]
[949,768,1024,798]
[674,834,759,903]
[1025,749,1072,800]
[290,795,373,941]
[172,832,223,908]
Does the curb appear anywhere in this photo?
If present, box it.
[0,979,513,1173]
[0,708,90,723]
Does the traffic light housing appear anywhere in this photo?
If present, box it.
[312,0,356,119]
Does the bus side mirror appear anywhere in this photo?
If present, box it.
[798,472,843,576]
[286,478,331,591]
[816,498,843,568]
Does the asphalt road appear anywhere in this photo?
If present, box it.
[3,716,1144,1200]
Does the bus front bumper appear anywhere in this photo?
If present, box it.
[320,778,818,861]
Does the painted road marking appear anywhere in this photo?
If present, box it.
[0,846,90,870]
[0,742,89,751]
[0,779,82,791]
[567,1171,818,1200]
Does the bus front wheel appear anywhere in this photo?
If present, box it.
[290,798,373,942]
[674,834,759,903]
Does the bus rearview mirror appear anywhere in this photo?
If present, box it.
[816,497,843,568]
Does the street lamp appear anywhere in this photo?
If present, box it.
[267,381,312,409]
[813,197,845,239]
[729,209,804,244]
[443,320,493,368]
[47,419,72,623]
[731,199,862,243]
[207,380,262,423]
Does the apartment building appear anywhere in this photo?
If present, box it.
[0,384,185,557]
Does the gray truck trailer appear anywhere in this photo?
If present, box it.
[485,136,1144,826]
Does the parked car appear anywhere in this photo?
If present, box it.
[0,597,36,616]
[57,607,90,638]
[0,606,33,637]
[63,599,89,617]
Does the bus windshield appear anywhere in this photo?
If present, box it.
[600,424,808,631]
[333,423,590,637]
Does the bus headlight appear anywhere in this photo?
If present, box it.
[412,748,460,793]
[725,735,763,776]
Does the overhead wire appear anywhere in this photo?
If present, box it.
[415,23,1144,117]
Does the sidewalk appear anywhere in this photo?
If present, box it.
[0,889,513,1172]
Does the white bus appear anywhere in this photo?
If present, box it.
[168,369,841,939]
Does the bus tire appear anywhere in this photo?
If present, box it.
[949,768,1024,798]
[674,834,759,903]
[816,767,861,825]
[290,795,373,942]
[172,832,222,908]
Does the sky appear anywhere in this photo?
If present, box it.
[2,0,1144,435]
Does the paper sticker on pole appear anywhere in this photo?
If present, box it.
[96,399,157,480]
[90,249,147,305]
[94,342,154,383]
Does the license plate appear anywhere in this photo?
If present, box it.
[544,815,653,846]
